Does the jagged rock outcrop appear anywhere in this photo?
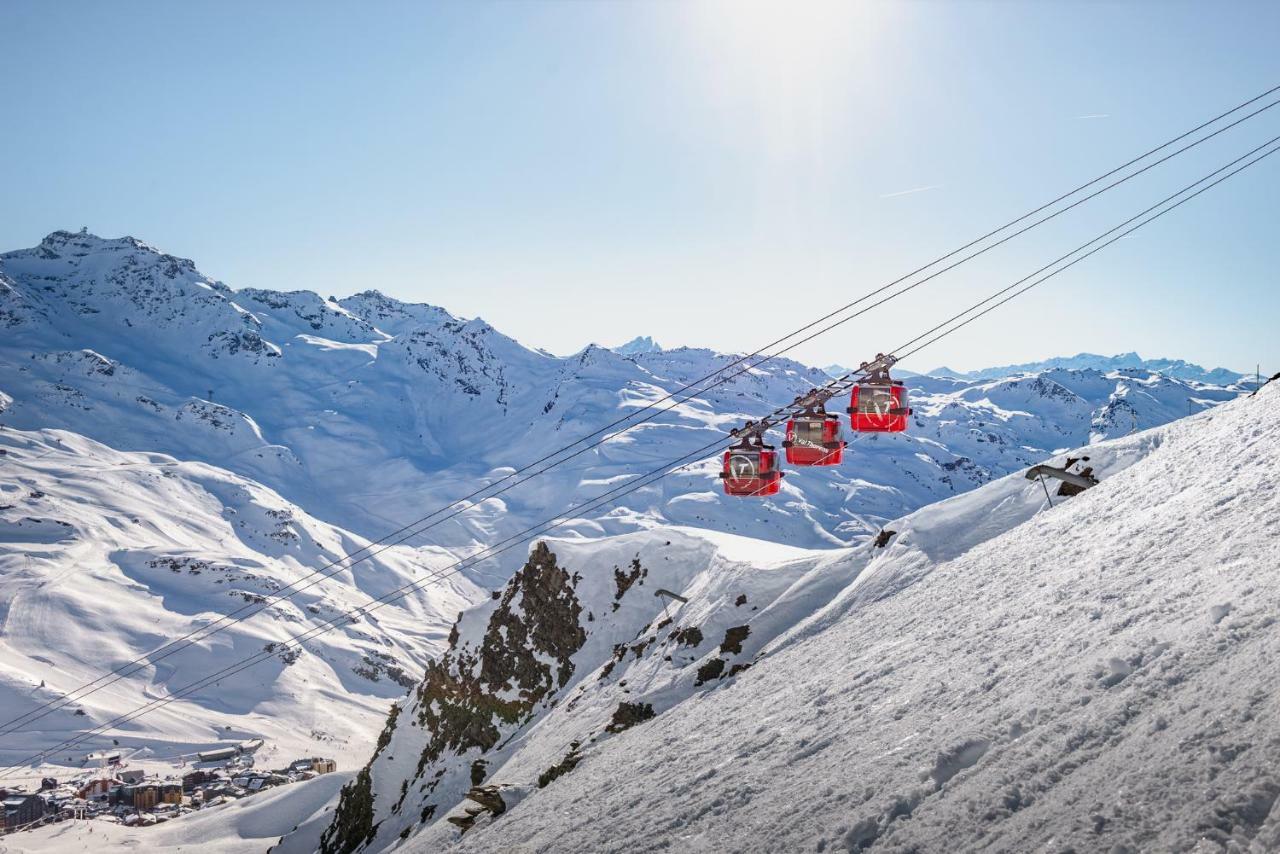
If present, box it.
[304,531,824,852]
[305,522,948,852]
[318,542,589,852]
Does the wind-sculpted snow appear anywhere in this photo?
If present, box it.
[388,384,1280,853]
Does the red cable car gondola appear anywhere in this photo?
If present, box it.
[719,436,783,497]
[847,357,912,433]
[783,404,846,466]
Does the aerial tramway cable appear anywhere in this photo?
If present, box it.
[5,131,1277,777]
[3,84,1278,742]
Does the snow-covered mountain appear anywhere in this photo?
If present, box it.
[930,351,1245,385]
[0,231,1244,562]
[611,335,662,356]
[0,230,1255,836]
[292,380,1280,854]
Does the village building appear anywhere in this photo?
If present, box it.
[77,778,113,801]
[181,769,218,791]
[83,751,122,767]
[2,793,46,830]
[196,746,239,763]
[127,785,158,811]
[289,757,337,775]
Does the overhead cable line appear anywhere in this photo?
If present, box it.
[5,85,1277,739]
[5,132,1276,776]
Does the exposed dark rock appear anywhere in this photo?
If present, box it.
[734,594,748,607]
[538,742,582,788]
[318,701,401,853]
[599,641,629,680]
[612,557,647,611]
[630,636,656,659]
[466,785,506,816]
[874,529,897,548]
[671,626,704,648]
[445,786,507,834]
[1058,463,1099,497]
[320,767,378,854]
[354,651,416,688]
[720,625,750,656]
[322,542,586,853]
[605,702,655,734]
[695,658,726,686]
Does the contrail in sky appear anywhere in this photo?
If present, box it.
[879,184,942,199]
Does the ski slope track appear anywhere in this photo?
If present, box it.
[323,381,1278,854]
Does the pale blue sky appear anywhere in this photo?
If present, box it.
[3,1,1277,374]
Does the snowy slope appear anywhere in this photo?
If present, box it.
[382,382,1280,853]
[0,426,480,784]
[294,382,1201,851]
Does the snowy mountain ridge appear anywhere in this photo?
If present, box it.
[0,230,1246,559]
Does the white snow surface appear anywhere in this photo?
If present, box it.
[0,427,479,785]
[411,383,1280,853]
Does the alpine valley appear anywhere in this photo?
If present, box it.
[0,231,1267,853]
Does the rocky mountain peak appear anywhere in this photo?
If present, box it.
[613,335,662,356]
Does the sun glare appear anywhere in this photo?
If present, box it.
[696,0,881,157]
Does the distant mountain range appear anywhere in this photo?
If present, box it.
[927,352,1244,385]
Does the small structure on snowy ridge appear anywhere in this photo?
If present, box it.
[1025,461,1098,496]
